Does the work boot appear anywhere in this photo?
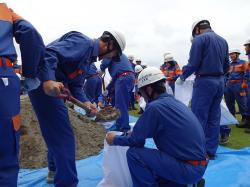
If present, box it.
[132,105,136,110]
[196,178,205,187]
[236,115,250,128]
[138,108,144,115]
[187,178,205,187]
[207,153,216,160]
[219,133,230,145]
[46,170,55,184]
[245,116,250,133]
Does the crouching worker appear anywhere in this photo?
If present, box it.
[106,67,207,187]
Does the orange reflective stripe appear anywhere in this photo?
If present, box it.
[12,114,21,131]
[0,3,13,22]
[175,69,182,75]
[166,77,173,81]
[167,71,175,77]
[0,58,13,67]
[246,62,250,71]
[187,160,208,166]
[229,80,243,84]
[229,64,245,73]
[68,69,84,79]
[9,8,23,22]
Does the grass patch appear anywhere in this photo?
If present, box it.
[225,115,250,149]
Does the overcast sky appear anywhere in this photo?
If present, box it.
[5,0,250,67]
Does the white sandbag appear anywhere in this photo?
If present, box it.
[97,131,133,187]
[175,76,194,106]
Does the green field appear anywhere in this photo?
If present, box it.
[129,106,250,149]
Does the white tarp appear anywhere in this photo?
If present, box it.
[174,76,238,125]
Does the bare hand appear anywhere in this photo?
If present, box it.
[98,101,104,108]
[83,101,98,115]
[43,80,64,97]
[105,132,117,145]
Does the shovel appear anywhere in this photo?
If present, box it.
[58,88,120,122]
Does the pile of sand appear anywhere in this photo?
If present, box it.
[20,96,106,169]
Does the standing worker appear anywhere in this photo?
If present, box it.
[243,39,250,133]
[106,67,207,187]
[100,46,135,132]
[224,49,248,125]
[0,3,44,187]
[221,49,248,144]
[176,19,230,159]
[128,55,136,110]
[29,30,124,186]
[83,63,102,104]
[160,52,182,93]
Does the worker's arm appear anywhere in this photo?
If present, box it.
[112,106,158,147]
[68,79,89,102]
[181,37,203,80]
[39,32,91,82]
[223,44,230,73]
[12,9,45,78]
[100,59,111,72]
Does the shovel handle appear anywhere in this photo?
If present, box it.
[58,88,92,114]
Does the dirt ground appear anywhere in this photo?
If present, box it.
[20,96,106,169]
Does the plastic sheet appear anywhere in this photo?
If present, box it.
[18,117,250,187]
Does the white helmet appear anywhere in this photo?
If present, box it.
[191,19,210,37]
[128,55,134,61]
[164,53,174,62]
[135,65,143,73]
[244,39,250,46]
[135,58,141,62]
[229,48,241,54]
[190,36,194,43]
[138,67,166,89]
[102,30,126,53]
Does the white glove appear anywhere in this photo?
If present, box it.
[175,77,185,85]
[103,90,109,97]
[23,77,41,92]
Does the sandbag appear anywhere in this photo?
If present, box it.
[97,131,133,187]
[175,76,238,125]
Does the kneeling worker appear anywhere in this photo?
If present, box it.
[106,67,207,187]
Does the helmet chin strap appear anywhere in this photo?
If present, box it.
[145,88,155,103]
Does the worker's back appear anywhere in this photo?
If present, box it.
[147,93,206,161]
[189,30,229,76]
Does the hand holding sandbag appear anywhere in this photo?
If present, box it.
[175,77,185,85]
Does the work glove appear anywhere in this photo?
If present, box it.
[103,90,109,97]
[175,77,184,85]
[22,77,41,92]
